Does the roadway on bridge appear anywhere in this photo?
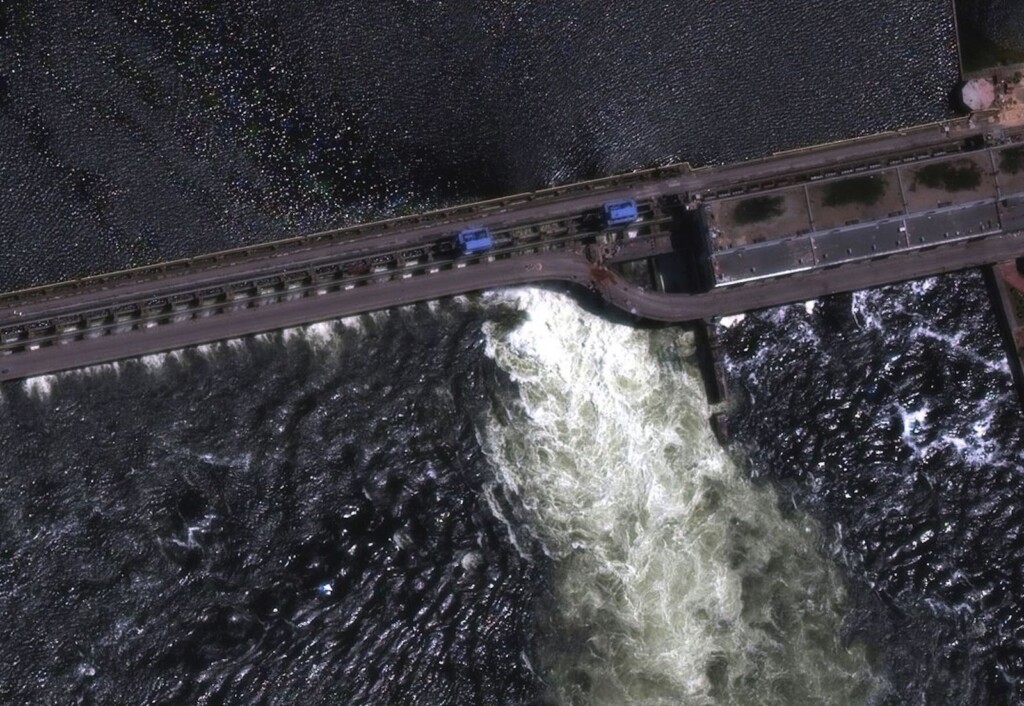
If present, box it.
[608,229,1024,321]
[1,118,988,322]
[3,228,1022,382]
[1,116,1017,383]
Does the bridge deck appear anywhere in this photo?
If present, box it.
[2,229,1022,382]
[2,116,1024,383]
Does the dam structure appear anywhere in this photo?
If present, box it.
[3,108,1024,384]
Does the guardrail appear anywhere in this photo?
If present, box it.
[0,206,672,352]
[0,168,689,307]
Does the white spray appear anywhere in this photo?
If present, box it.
[481,288,881,705]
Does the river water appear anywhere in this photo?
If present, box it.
[2,1,1018,704]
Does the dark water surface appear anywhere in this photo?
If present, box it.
[1,0,955,290]
[721,274,1024,705]
[0,309,547,704]
[958,0,1024,52]
[6,1,1021,705]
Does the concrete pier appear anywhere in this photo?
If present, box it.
[987,260,1024,405]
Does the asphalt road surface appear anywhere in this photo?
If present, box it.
[1,117,996,322]
[3,117,1021,381]
[3,228,1022,382]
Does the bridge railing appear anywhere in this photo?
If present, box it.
[0,161,695,308]
[0,114,989,309]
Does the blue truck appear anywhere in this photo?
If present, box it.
[455,227,494,255]
[603,199,639,227]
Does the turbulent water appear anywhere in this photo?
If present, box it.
[3,1,1023,705]
[481,290,877,704]
[1,308,548,704]
[720,274,1024,705]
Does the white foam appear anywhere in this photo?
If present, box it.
[804,299,818,315]
[169,512,216,550]
[910,325,1007,375]
[482,482,532,560]
[717,313,745,329]
[261,317,359,349]
[16,348,174,398]
[138,352,170,371]
[895,397,1003,467]
[943,436,968,452]
[368,310,391,325]
[47,360,123,381]
[908,277,938,296]
[851,290,884,332]
[194,450,252,474]
[899,404,929,440]
[194,343,219,358]
[338,314,365,332]
[481,287,879,705]
[22,374,57,398]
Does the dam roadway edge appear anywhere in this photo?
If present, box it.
[2,229,1022,382]
[0,116,989,314]
[3,111,1024,384]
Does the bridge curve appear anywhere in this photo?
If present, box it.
[595,229,1024,321]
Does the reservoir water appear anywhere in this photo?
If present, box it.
[2,1,1019,704]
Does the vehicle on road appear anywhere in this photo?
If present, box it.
[603,199,638,227]
[456,227,494,255]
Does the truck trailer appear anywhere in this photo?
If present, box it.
[603,199,639,227]
[455,227,494,255]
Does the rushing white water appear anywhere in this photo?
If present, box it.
[481,288,881,705]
